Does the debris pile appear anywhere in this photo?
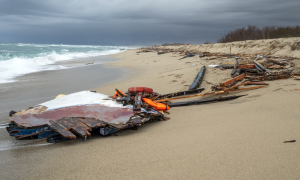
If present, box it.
[6,91,171,143]
[137,47,300,82]
[6,84,245,143]
[5,47,300,143]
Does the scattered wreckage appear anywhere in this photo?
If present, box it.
[139,47,300,82]
[6,86,245,143]
[6,48,299,143]
[5,74,246,143]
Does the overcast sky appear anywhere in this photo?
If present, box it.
[0,0,299,45]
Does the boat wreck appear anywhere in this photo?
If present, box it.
[6,91,164,143]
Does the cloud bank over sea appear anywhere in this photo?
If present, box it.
[0,0,299,45]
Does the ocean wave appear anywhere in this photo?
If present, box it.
[48,44,102,48]
[0,56,66,84]
[0,47,129,84]
[17,43,32,46]
[34,49,123,62]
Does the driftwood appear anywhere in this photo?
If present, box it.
[220,73,246,87]
[155,85,265,102]
[189,66,206,90]
[168,95,246,107]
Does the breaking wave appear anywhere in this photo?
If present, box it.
[0,43,133,84]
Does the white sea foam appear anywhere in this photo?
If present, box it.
[0,44,132,84]
[17,43,32,46]
[0,56,65,84]
[0,140,52,151]
[0,123,9,128]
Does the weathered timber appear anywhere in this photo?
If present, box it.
[245,82,269,86]
[220,73,246,87]
[160,88,205,99]
[168,95,246,107]
[189,66,206,90]
[155,85,265,102]
[253,60,266,71]
[266,58,285,65]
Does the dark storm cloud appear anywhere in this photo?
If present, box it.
[0,0,299,45]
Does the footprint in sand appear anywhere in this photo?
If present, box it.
[273,88,282,91]
[284,84,297,86]
[246,94,262,98]
[174,74,183,79]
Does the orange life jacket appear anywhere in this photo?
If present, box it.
[142,98,170,110]
[112,90,124,99]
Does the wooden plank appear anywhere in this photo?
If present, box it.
[237,64,256,69]
[226,85,266,92]
[155,84,266,103]
[79,118,106,128]
[67,118,91,136]
[253,60,266,71]
[266,58,284,65]
[223,81,250,92]
[49,120,77,139]
[220,73,246,87]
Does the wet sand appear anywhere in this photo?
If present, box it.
[1,49,300,180]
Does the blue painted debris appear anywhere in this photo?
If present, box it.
[100,127,119,136]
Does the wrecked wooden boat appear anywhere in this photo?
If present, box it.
[6,91,164,143]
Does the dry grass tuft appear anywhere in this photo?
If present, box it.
[270,43,277,50]
[291,43,297,51]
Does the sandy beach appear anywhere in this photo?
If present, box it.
[2,40,300,180]
[2,0,300,179]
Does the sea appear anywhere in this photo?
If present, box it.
[0,43,132,84]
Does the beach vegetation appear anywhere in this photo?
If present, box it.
[218,25,300,43]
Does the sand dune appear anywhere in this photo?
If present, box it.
[171,37,300,58]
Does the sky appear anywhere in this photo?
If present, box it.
[0,0,299,45]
